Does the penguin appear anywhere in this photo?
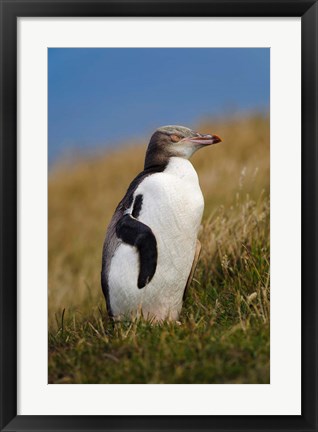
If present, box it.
[101,125,222,321]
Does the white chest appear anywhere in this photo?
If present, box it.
[135,157,204,236]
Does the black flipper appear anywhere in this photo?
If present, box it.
[116,214,157,289]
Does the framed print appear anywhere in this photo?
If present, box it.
[0,0,317,431]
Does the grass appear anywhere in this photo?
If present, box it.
[48,113,270,384]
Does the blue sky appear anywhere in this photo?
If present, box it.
[48,48,269,163]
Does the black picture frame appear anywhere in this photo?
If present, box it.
[0,0,317,431]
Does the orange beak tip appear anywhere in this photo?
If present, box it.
[212,134,222,144]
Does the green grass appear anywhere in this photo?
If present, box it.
[49,316,269,384]
[49,190,270,384]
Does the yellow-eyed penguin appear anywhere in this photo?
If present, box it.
[101,125,222,321]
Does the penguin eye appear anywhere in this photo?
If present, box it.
[170,134,182,143]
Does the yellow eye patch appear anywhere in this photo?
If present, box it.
[171,134,181,143]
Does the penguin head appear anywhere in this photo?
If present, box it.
[144,125,222,168]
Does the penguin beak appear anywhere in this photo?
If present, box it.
[186,133,222,146]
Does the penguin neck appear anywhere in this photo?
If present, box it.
[164,157,198,181]
[144,152,170,171]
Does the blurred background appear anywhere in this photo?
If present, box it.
[48,48,270,384]
[49,48,269,164]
